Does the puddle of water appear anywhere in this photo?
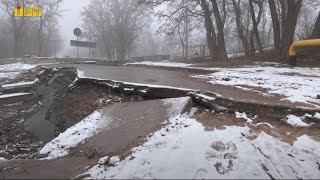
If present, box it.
[24,81,57,142]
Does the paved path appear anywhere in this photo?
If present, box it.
[49,64,317,109]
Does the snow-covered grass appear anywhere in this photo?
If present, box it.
[83,112,320,179]
[0,92,32,98]
[0,63,36,81]
[286,115,311,127]
[192,66,320,106]
[0,62,36,72]
[126,61,193,68]
[40,111,112,159]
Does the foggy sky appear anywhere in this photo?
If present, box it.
[57,0,161,57]
[58,0,90,57]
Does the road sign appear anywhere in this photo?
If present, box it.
[73,28,82,37]
[70,40,96,48]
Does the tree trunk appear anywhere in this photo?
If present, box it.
[268,0,281,55]
[232,0,250,56]
[279,0,287,37]
[249,0,263,55]
[200,0,217,59]
[281,0,302,58]
[310,12,320,39]
[210,0,228,60]
[250,30,255,56]
[38,28,43,57]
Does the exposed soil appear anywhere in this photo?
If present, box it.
[194,108,320,146]
[0,67,144,160]
[0,67,44,160]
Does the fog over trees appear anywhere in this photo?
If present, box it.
[0,0,63,58]
[0,0,319,60]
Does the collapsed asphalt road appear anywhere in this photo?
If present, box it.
[48,64,320,109]
[1,63,320,179]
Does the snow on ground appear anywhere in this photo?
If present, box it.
[40,111,112,159]
[0,63,36,80]
[83,111,320,179]
[126,61,193,68]
[286,115,311,127]
[0,62,36,72]
[162,97,191,117]
[192,66,320,106]
[235,112,253,123]
[1,78,38,88]
[0,92,32,99]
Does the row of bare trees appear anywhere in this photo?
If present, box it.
[0,0,63,58]
[145,0,320,61]
[81,0,152,59]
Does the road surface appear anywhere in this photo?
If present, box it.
[49,64,317,109]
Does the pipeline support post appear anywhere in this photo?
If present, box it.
[289,39,320,65]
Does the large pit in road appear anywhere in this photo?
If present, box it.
[1,65,319,160]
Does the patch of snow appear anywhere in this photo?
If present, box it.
[294,135,320,157]
[162,97,191,117]
[0,72,21,80]
[124,88,134,91]
[139,89,148,93]
[192,66,320,106]
[227,52,245,58]
[0,92,31,98]
[189,107,198,117]
[286,115,311,127]
[77,70,86,78]
[2,79,38,88]
[0,62,36,72]
[195,93,216,101]
[126,61,193,68]
[98,156,109,165]
[0,157,7,161]
[314,113,320,119]
[82,113,320,179]
[109,156,120,165]
[40,111,112,159]
[235,112,253,123]
[68,76,78,88]
[255,122,274,129]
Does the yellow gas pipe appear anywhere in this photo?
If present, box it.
[289,39,320,65]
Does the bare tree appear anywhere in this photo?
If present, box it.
[33,0,63,57]
[210,0,228,60]
[281,0,302,58]
[200,0,216,59]
[249,0,263,55]
[310,11,320,39]
[82,0,151,60]
[268,0,281,55]
[0,0,29,57]
[232,0,250,56]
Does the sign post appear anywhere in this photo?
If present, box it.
[73,28,82,58]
